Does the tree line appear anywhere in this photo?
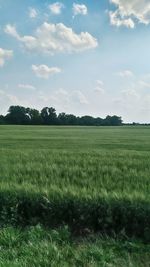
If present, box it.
[0,106,123,126]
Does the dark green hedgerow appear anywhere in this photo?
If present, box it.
[0,192,149,242]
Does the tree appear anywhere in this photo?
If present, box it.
[0,115,5,124]
[5,106,30,124]
[65,114,78,125]
[0,105,123,126]
[79,116,95,126]
[58,113,67,125]
[26,108,42,125]
[104,115,122,126]
[94,117,103,126]
[41,107,58,125]
[58,113,78,125]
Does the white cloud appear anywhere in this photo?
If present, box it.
[0,48,13,67]
[32,64,61,79]
[55,88,69,97]
[96,80,104,86]
[38,88,70,108]
[4,24,20,39]
[73,3,88,16]
[4,24,37,50]
[109,10,135,28]
[29,8,38,18]
[0,90,5,95]
[0,90,20,105]
[73,90,88,104]
[54,88,70,107]
[117,70,134,77]
[4,22,98,54]
[49,2,64,15]
[0,89,31,114]
[139,80,150,88]
[94,80,105,94]
[94,87,105,94]
[122,88,140,99]
[38,88,88,111]
[109,0,150,28]
[18,84,36,90]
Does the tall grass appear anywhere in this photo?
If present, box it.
[0,126,149,240]
[0,225,149,267]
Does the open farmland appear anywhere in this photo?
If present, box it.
[0,125,150,266]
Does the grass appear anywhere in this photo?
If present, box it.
[0,225,149,267]
[0,125,150,265]
[0,125,150,199]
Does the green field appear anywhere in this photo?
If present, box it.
[0,125,150,266]
[0,125,150,198]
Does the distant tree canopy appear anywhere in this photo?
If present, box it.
[0,105,123,126]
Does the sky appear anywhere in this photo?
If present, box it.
[0,0,150,123]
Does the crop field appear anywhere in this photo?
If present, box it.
[0,125,150,266]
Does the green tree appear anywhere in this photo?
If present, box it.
[0,115,5,124]
[26,108,42,125]
[41,107,58,125]
[79,116,95,126]
[104,115,122,126]
[5,106,30,124]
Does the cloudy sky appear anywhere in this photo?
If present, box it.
[1,0,150,122]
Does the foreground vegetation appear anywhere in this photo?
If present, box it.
[0,126,150,239]
[0,125,149,265]
[0,225,149,267]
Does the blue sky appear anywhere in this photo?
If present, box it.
[0,0,150,122]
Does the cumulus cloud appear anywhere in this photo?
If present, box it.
[94,80,105,94]
[0,90,20,105]
[0,89,30,113]
[4,24,37,50]
[29,8,38,18]
[73,3,88,16]
[73,90,88,104]
[139,80,150,88]
[122,88,140,99]
[96,80,104,86]
[53,88,70,107]
[18,84,36,90]
[109,0,150,28]
[4,22,98,54]
[32,64,61,79]
[4,24,20,39]
[38,88,88,111]
[0,48,13,67]
[49,2,64,15]
[117,70,134,77]
[109,10,135,28]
